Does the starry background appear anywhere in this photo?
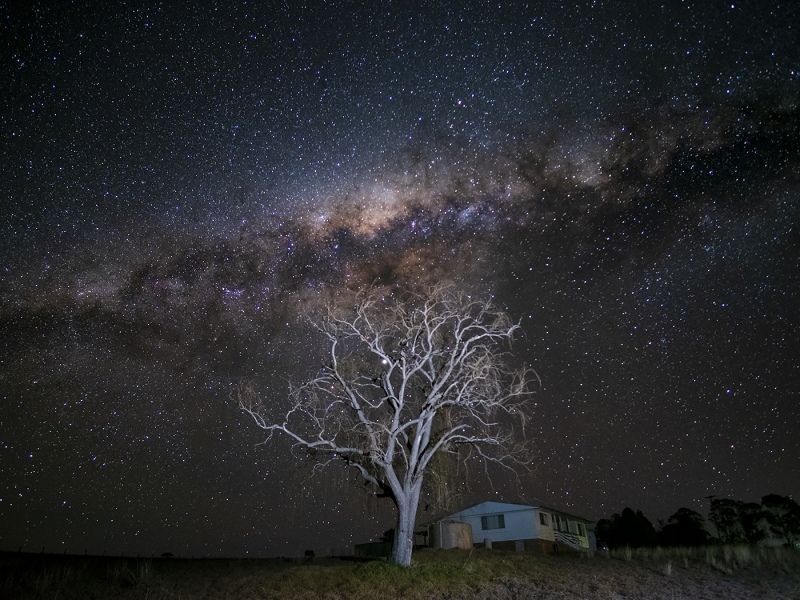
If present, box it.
[1,0,798,558]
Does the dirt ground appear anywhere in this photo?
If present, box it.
[462,552,800,600]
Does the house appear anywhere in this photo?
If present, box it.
[442,501,594,553]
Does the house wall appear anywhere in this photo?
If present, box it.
[587,529,598,551]
[534,509,555,541]
[456,507,536,544]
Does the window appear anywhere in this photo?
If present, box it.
[577,523,586,537]
[539,512,549,526]
[481,514,505,530]
[553,515,562,532]
[568,520,578,535]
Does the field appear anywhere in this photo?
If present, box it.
[2,545,799,599]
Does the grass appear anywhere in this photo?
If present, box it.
[607,543,800,572]
[2,545,799,599]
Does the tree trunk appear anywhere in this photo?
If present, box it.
[390,483,422,566]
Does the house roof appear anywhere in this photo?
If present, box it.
[449,501,534,517]
[447,501,594,524]
[537,505,595,524]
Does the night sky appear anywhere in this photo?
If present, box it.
[1,1,799,558]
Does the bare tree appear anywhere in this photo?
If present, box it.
[238,285,537,566]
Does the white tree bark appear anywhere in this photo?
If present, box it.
[238,285,537,566]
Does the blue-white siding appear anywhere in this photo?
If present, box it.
[448,502,538,544]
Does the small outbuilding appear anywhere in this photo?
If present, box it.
[428,519,473,549]
[354,541,392,557]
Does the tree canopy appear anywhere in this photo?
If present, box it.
[659,508,711,547]
[596,508,658,548]
[709,499,767,544]
[238,285,536,565]
[761,495,800,546]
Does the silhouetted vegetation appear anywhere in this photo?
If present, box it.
[709,499,766,544]
[379,528,396,544]
[659,508,712,547]
[596,507,658,548]
[596,494,799,550]
[761,494,800,546]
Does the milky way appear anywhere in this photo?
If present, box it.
[1,1,799,557]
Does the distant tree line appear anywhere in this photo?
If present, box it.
[596,494,800,549]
